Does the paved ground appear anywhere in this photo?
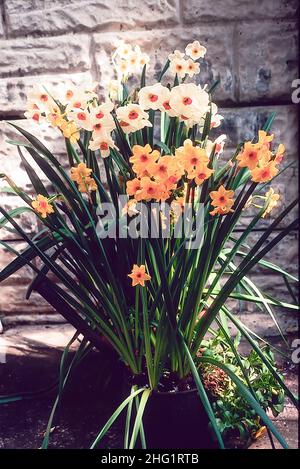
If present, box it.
[0,324,298,449]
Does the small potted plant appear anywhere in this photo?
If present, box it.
[0,40,298,449]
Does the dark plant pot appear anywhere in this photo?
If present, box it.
[142,388,218,449]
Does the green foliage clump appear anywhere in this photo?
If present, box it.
[199,331,285,442]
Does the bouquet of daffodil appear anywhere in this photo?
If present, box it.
[0,39,298,449]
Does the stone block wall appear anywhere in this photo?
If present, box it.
[0,0,298,334]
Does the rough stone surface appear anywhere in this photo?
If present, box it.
[246,231,299,276]
[220,104,299,229]
[0,284,56,314]
[4,0,179,37]
[0,35,92,78]
[237,20,298,103]
[182,0,299,23]
[0,241,33,284]
[0,324,297,448]
[220,105,299,157]
[237,165,299,229]
[0,195,38,240]
[0,119,66,170]
[225,271,298,336]
[0,117,106,194]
